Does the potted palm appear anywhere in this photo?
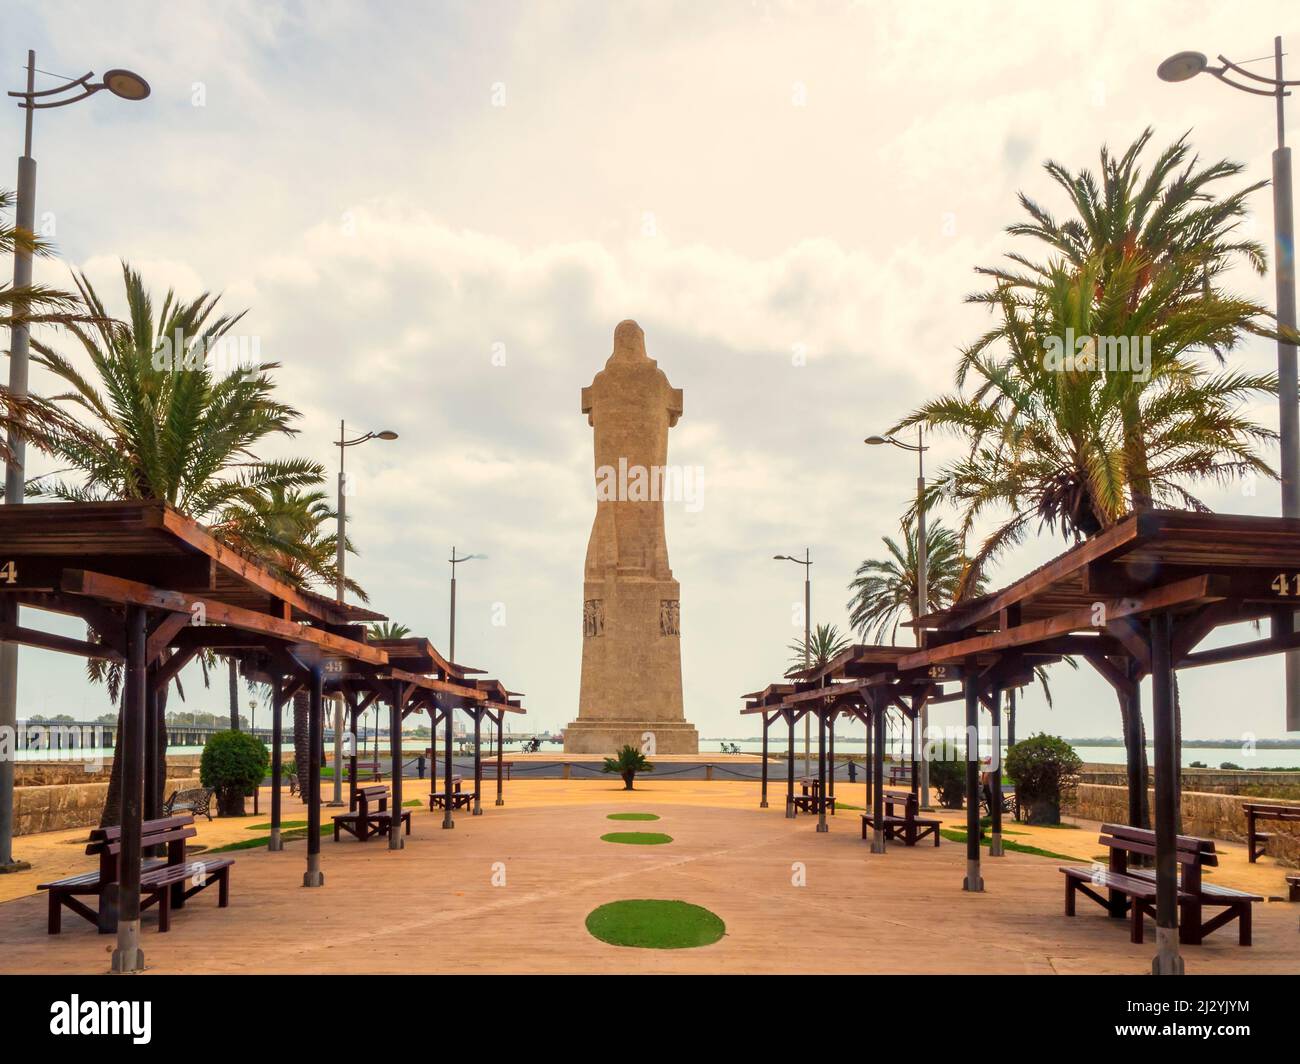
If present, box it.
[603,745,653,790]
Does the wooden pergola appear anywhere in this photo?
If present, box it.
[0,500,524,973]
[744,509,1300,974]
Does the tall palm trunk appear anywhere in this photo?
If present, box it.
[99,678,168,828]
[227,657,240,731]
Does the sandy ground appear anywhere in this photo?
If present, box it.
[0,778,1296,974]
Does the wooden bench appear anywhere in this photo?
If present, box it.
[861,789,940,847]
[333,785,411,842]
[38,815,233,935]
[793,776,835,816]
[163,786,216,821]
[980,781,1019,821]
[479,760,514,781]
[1287,872,1299,902]
[887,765,913,786]
[1060,823,1261,945]
[1242,802,1300,862]
[429,775,471,811]
[345,760,383,783]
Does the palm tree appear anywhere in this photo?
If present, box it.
[5,264,326,824]
[785,623,852,677]
[602,744,653,790]
[367,621,412,641]
[901,131,1278,829]
[898,261,1276,595]
[847,520,975,644]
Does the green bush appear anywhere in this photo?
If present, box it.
[1220,761,1243,771]
[928,756,967,809]
[200,730,269,817]
[1005,734,1081,825]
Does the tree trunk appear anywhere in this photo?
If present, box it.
[1172,671,1182,834]
[228,657,240,731]
[1007,689,1016,748]
[622,771,635,791]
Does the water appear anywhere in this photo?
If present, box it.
[703,738,1300,770]
[14,739,1299,771]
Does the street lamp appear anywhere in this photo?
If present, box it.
[865,426,932,807]
[1157,37,1300,731]
[330,423,396,805]
[448,548,485,664]
[0,51,150,875]
[774,549,813,777]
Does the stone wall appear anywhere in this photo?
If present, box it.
[1080,763,1300,795]
[14,776,202,836]
[1067,783,1300,867]
[16,755,203,786]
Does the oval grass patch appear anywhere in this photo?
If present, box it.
[586,899,725,949]
[606,812,660,821]
[600,831,672,845]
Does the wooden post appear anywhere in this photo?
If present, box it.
[495,711,504,806]
[1123,662,1145,828]
[827,711,836,801]
[785,710,796,818]
[442,700,455,829]
[865,705,874,809]
[816,707,828,832]
[346,695,360,810]
[910,692,922,805]
[110,603,147,974]
[963,670,983,892]
[269,674,284,851]
[389,680,404,850]
[988,683,1004,857]
[1150,611,1183,974]
[303,664,325,887]
[871,694,886,854]
[759,711,770,808]
[143,665,159,825]
[472,708,483,815]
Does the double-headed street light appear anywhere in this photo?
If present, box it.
[330,423,396,806]
[1157,38,1300,731]
[0,52,150,875]
[865,427,932,807]
[774,550,812,778]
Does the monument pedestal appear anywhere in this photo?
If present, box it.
[561,719,699,755]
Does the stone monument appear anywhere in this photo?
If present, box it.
[564,321,699,754]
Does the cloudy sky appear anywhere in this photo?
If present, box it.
[6,1,1300,746]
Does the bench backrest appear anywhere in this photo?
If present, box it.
[1099,823,1217,868]
[882,789,917,815]
[86,816,196,881]
[1242,803,1300,819]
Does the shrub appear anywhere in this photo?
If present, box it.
[1005,734,1081,825]
[928,756,967,809]
[1219,762,1243,771]
[200,730,269,816]
[602,745,653,790]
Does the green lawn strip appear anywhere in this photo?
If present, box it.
[600,831,673,845]
[243,820,308,831]
[403,799,421,807]
[209,824,331,853]
[606,812,660,821]
[938,828,1074,861]
[585,899,725,949]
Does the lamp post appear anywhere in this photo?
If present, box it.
[866,426,932,807]
[774,550,812,777]
[1158,39,1300,731]
[331,423,397,805]
[0,52,149,874]
[448,547,483,665]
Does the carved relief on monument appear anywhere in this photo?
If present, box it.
[583,599,605,638]
[659,599,680,636]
